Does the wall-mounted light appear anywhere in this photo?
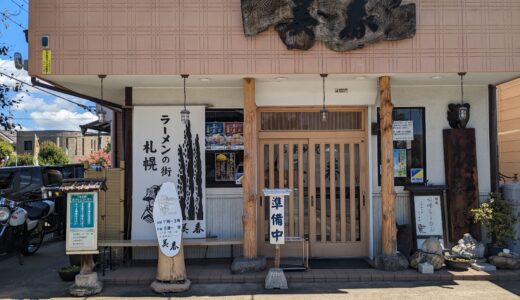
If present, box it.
[320,74,328,123]
[41,35,49,48]
[180,74,190,124]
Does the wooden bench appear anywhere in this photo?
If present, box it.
[98,238,243,275]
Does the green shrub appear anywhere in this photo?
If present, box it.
[471,192,518,246]
[38,141,69,166]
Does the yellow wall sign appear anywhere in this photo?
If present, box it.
[42,49,52,74]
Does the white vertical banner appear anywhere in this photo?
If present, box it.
[264,188,291,245]
[132,106,206,240]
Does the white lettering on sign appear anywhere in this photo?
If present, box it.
[66,192,98,254]
[393,120,414,141]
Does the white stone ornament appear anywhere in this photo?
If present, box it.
[153,182,183,257]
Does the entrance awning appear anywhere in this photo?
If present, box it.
[80,120,111,135]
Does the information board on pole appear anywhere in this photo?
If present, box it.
[264,188,291,245]
[66,192,98,255]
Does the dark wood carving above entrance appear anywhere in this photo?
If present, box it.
[241,0,416,51]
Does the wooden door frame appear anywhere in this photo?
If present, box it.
[256,106,370,258]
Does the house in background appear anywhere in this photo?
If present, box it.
[0,131,17,150]
[17,130,110,163]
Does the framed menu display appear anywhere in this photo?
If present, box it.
[404,185,449,250]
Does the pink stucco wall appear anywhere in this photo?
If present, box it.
[29,0,520,76]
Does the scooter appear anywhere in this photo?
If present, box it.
[0,196,56,264]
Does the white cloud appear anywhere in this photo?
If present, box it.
[0,58,32,89]
[12,92,77,112]
[30,110,98,131]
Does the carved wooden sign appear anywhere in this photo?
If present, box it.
[241,0,416,51]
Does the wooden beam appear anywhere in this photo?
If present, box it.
[379,76,397,256]
[242,78,258,259]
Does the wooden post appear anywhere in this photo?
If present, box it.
[156,247,187,282]
[274,245,281,268]
[242,78,258,259]
[379,76,397,256]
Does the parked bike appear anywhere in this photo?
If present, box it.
[0,196,57,264]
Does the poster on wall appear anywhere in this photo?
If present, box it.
[393,121,414,141]
[224,122,244,150]
[205,122,225,150]
[132,106,206,240]
[215,152,235,182]
[393,149,407,178]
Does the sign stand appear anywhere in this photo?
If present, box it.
[59,178,106,297]
[264,188,290,290]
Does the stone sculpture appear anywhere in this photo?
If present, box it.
[451,233,485,260]
[241,0,416,51]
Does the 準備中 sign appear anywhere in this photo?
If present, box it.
[264,188,291,245]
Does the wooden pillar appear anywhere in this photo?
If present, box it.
[242,78,258,259]
[379,76,397,256]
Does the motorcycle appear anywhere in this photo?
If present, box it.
[0,196,56,264]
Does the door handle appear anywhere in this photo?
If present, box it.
[260,195,262,207]
[362,191,366,207]
[311,196,314,207]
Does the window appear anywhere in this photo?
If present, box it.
[378,107,426,186]
[24,140,33,151]
[205,109,244,188]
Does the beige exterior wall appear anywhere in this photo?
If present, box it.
[497,78,520,180]
[17,131,110,163]
[29,0,520,76]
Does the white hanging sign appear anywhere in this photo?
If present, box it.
[264,189,291,245]
[132,106,206,240]
[153,182,183,257]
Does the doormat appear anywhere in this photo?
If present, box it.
[309,258,372,269]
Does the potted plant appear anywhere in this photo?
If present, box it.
[58,265,80,281]
[471,192,518,257]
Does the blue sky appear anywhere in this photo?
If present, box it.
[1,1,97,131]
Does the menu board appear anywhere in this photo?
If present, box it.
[206,122,244,150]
[414,195,443,235]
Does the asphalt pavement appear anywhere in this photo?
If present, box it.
[0,241,519,299]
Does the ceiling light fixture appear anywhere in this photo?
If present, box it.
[320,74,328,123]
[180,74,190,124]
